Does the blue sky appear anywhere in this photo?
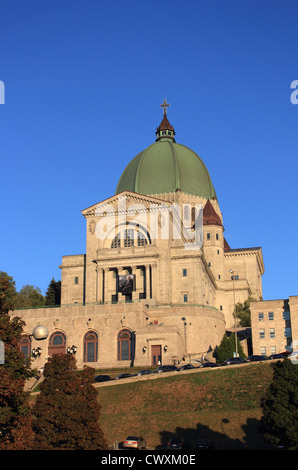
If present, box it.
[0,0,297,301]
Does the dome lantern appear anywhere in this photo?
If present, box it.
[155,99,176,142]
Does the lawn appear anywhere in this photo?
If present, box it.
[96,362,275,450]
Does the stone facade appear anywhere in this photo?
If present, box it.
[250,296,298,355]
[15,189,264,370]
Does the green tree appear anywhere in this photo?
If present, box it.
[45,278,61,306]
[235,297,256,327]
[0,272,35,449]
[13,284,45,309]
[32,354,108,450]
[214,332,246,364]
[261,359,298,449]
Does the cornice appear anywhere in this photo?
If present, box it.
[59,263,85,269]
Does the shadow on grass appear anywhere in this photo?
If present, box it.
[158,418,274,450]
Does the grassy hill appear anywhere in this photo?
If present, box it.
[95,362,276,450]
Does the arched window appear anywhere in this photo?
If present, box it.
[117,329,134,361]
[83,331,98,362]
[19,334,31,358]
[111,225,150,249]
[48,331,66,356]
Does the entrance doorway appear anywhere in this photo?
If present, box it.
[151,345,162,366]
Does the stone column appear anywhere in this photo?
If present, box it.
[151,263,157,300]
[97,267,104,304]
[145,264,151,299]
[103,268,108,304]
[131,266,138,301]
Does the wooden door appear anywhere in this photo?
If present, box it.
[151,345,162,366]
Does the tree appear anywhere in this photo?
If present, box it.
[235,297,256,327]
[0,272,35,449]
[45,278,61,306]
[214,332,246,364]
[32,354,108,450]
[13,284,45,309]
[261,359,298,449]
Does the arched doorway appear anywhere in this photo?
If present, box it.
[48,331,66,357]
[83,331,98,362]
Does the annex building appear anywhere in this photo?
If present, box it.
[16,101,265,370]
[250,296,298,357]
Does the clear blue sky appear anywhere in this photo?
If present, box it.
[0,0,297,301]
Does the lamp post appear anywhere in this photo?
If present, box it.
[181,317,187,357]
[229,269,238,357]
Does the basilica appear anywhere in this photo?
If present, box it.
[17,102,264,369]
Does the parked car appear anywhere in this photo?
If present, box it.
[200,362,218,368]
[123,436,146,449]
[154,365,179,373]
[220,357,245,366]
[268,353,285,360]
[166,438,183,450]
[179,363,195,371]
[114,373,133,380]
[94,374,112,382]
[192,439,214,450]
[136,370,152,376]
[244,355,268,362]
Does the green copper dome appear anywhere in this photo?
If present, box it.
[115,102,217,199]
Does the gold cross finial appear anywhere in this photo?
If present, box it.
[160,99,170,116]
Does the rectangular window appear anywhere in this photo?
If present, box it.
[183,269,187,277]
[216,233,219,240]
[183,294,188,303]
[283,311,290,321]
[259,329,265,339]
[258,312,264,321]
[270,346,276,355]
[284,327,291,338]
[268,312,274,321]
[207,233,210,240]
[74,276,79,284]
[260,346,266,356]
[269,328,275,338]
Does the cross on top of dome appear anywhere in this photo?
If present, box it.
[156,99,175,142]
[160,99,170,116]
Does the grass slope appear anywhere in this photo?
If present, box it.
[96,362,275,450]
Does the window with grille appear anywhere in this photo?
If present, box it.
[111,233,121,248]
[137,232,147,246]
[124,229,134,247]
[111,227,149,248]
